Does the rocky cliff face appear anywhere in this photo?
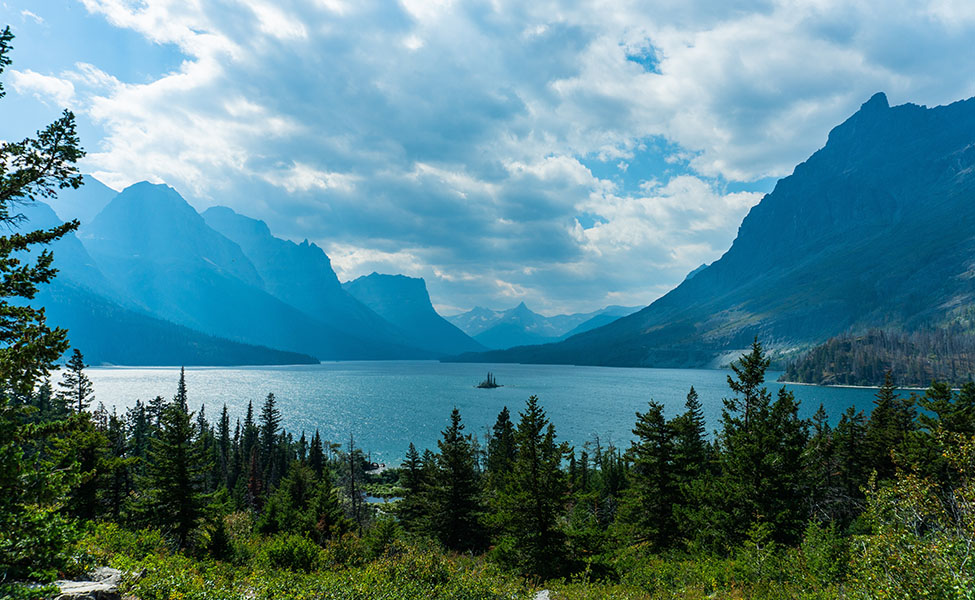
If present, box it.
[451,93,975,367]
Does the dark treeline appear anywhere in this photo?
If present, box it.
[12,339,975,586]
[783,328,975,387]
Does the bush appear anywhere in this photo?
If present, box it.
[259,533,323,573]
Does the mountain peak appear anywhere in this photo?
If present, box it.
[861,91,889,112]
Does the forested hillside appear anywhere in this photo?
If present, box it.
[783,329,975,387]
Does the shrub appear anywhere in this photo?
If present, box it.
[260,533,323,573]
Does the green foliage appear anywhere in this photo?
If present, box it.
[0,24,85,593]
[491,395,568,578]
[846,434,975,599]
[260,533,323,572]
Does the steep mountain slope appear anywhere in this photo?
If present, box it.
[559,306,641,339]
[17,200,316,365]
[450,93,975,367]
[79,182,427,360]
[342,273,485,355]
[202,206,414,349]
[38,280,318,366]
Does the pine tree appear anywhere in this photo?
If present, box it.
[144,379,208,547]
[832,405,868,522]
[671,386,709,486]
[618,400,677,548]
[308,429,325,478]
[866,371,914,481]
[258,461,348,543]
[0,25,86,589]
[397,442,429,531]
[487,406,516,479]
[260,392,282,487]
[494,395,567,578]
[56,349,93,413]
[710,342,809,546]
[217,405,231,488]
[173,366,188,410]
[432,407,485,551]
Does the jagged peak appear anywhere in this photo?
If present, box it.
[861,91,889,112]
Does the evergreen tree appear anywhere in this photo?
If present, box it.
[397,442,429,531]
[217,404,231,488]
[144,386,208,546]
[308,429,325,478]
[618,400,677,548]
[832,405,868,522]
[260,392,282,487]
[432,408,485,551]
[56,348,93,413]
[866,372,915,481]
[494,396,567,578]
[174,366,188,410]
[0,25,86,589]
[671,386,709,486]
[711,342,808,547]
[258,462,347,543]
[487,406,516,480]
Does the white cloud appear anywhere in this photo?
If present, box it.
[20,9,43,24]
[10,0,975,313]
[9,69,75,106]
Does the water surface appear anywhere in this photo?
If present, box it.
[86,361,881,463]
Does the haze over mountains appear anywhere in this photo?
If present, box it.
[451,93,975,368]
[447,303,640,349]
[20,181,489,364]
[24,92,975,369]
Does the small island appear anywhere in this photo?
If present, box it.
[476,372,502,388]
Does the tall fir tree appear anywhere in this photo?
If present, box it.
[618,400,677,548]
[866,371,915,481]
[144,378,208,547]
[494,396,567,578]
[432,407,485,551]
[308,429,325,478]
[56,349,93,413]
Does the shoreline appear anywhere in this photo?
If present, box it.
[778,379,931,391]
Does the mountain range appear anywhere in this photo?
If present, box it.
[21,181,484,364]
[449,93,975,367]
[446,303,640,349]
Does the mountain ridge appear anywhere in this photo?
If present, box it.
[446,93,975,367]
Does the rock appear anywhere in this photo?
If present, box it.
[54,567,123,600]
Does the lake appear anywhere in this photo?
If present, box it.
[85,361,882,464]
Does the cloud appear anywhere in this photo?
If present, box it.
[20,9,43,24]
[9,0,975,313]
[9,69,75,106]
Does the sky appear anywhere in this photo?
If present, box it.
[2,1,974,316]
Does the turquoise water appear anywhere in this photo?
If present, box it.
[86,361,881,464]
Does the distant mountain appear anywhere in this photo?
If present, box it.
[17,200,316,365]
[448,93,975,367]
[447,303,641,350]
[43,174,118,225]
[559,306,642,339]
[79,182,426,360]
[202,206,416,350]
[37,280,318,366]
[343,273,485,355]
